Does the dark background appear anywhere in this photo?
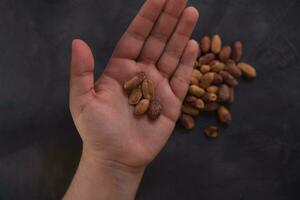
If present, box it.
[0,0,300,199]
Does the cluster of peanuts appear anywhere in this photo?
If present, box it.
[180,34,257,139]
[124,72,162,120]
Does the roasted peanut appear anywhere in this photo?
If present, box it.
[128,86,143,105]
[195,99,205,109]
[206,86,219,94]
[225,63,242,78]
[180,114,195,129]
[210,60,225,72]
[182,105,200,116]
[219,46,232,62]
[218,106,232,124]
[203,92,217,102]
[200,72,215,89]
[213,73,224,85]
[204,126,219,139]
[232,41,243,62]
[192,69,203,80]
[191,77,200,86]
[220,71,239,87]
[211,35,222,54]
[237,62,257,79]
[142,79,154,100]
[201,36,211,53]
[148,96,162,120]
[200,65,211,74]
[134,99,150,115]
[189,85,205,97]
[199,53,216,65]
[124,72,145,91]
[218,84,230,102]
[185,96,205,110]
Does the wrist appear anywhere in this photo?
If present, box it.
[82,144,146,175]
[81,146,145,179]
[64,146,145,200]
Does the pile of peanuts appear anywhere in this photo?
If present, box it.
[180,35,257,139]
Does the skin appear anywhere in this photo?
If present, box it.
[64,0,199,199]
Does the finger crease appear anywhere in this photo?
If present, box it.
[159,68,171,80]
[163,10,180,22]
[151,31,169,43]
[174,31,190,40]
[127,30,147,43]
[165,47,183,59]
[138,13,156,26]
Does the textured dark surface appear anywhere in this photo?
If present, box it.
[0,0,300,199]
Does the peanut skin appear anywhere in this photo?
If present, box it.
[148,97,162,120]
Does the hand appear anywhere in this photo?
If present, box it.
[65,0,199,199]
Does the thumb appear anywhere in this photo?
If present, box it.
[70,39,95,97]
[69,39,95,114]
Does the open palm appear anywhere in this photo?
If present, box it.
[69,0,199,169]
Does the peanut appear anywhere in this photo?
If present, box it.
[225,63,242,78]
[211,35,222,54]
[218,106,232,124]
[219,46,232,62]
[199,53,216,65]
[206,86,219,94]
[210,60,225,72]
[200,65,211,74]
[191,77,199,86]
[195,99,205,109]
[142,79,154,100]
[189,85,205,97]
[192,69,203,80]
[220,71,239,87]
[218,84,230,102]
[200,72,215,89]
[134,99,150,115]
[213,73,224,85]
[148,96,162,120]
[180,114,195,129]
[185,96,204,109]
[182,105,200,116]
[204,126,219,139]
[203,92,217,102]
[124,72,145,91]
[201,36,211,53]
[232,41,243,62]
[128,86,143,105]
[237,62,257,79]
